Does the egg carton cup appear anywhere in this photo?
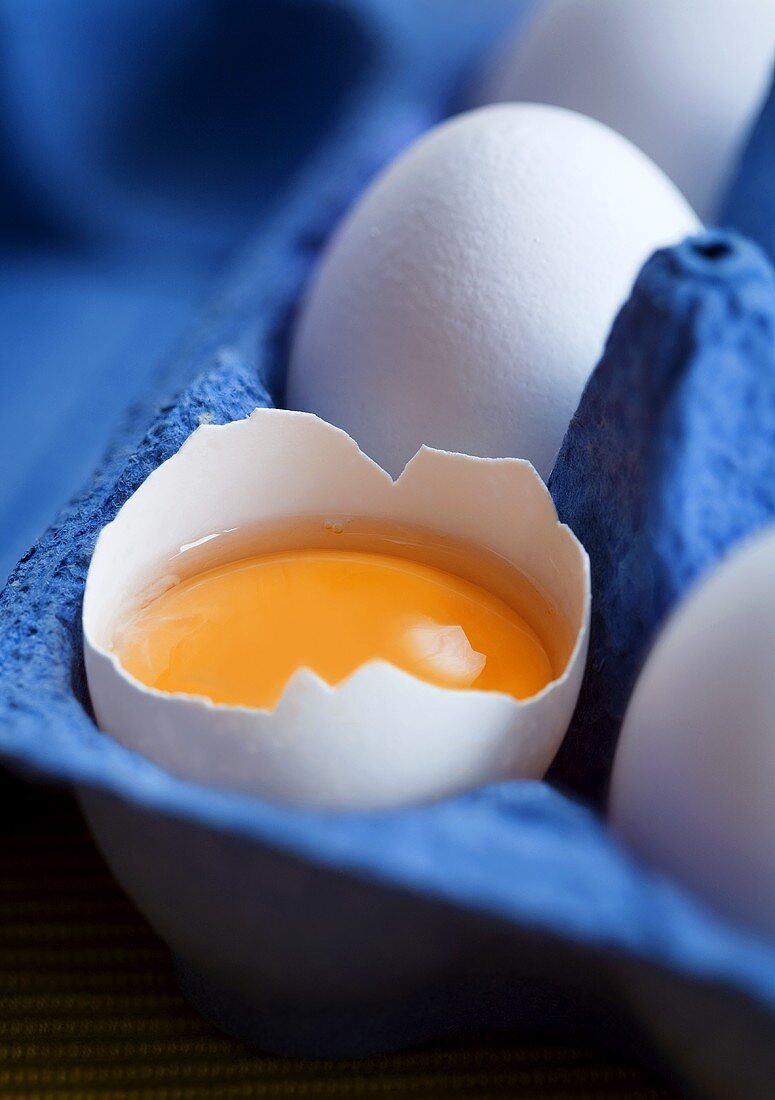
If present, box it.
[2,2,775,1097]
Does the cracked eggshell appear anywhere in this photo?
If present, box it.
[286,104,699,481]
[610,526,775,940]
[83,408,590,811]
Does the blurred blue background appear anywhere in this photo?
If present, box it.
[0,0,525,585]
[0,0,407,582]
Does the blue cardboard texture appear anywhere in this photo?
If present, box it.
[2,0,775,1090]
[723,70,775,261]
[548,232,775,804]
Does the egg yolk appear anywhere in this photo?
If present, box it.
[114,549,554,709]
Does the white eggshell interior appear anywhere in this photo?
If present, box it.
[610,526,775,940]
[476,0,775,221]
[286,103,698,481]
[84,409,590,811]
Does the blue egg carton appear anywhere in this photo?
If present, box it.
[2,2,775,1096]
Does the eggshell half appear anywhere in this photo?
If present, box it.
[477,0,775,221]
[610,526,775,940]
[286,104,698,481]
[83,408,590,811]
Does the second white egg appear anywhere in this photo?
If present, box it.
[610,526,775,941]
[287,104,699,480]
[476,0,775,222]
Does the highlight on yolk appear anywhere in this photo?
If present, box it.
[114,549,555,710]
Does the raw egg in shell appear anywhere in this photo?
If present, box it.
[83,409,590,811]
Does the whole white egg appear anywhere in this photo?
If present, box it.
[477,0,775,221]
[287,104,698,481]
[610,527,775,940]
